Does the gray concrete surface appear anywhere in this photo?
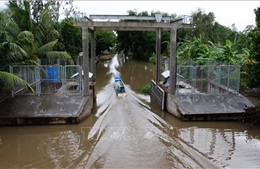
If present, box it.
[0,92,93,125]
[166,91,255,120]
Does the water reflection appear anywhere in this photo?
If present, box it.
[0,54,260,168]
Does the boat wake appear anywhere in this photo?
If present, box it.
[77,78,219,168]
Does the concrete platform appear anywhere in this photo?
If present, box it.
[166,91,255,121]
[0,91,94,126]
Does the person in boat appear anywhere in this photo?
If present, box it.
[116,80,124,93]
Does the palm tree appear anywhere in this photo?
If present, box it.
[0,0,74,94]
[0,10,35,93]
[0,71,34,92]
[33,8,72,63]
[8,1,73,64]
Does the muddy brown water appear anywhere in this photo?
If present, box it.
[0,54,260,168]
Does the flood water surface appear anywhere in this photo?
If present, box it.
[0,55,260,168]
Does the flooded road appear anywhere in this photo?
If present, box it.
[0,54,260,168]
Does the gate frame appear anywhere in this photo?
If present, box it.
[150,80,165,110]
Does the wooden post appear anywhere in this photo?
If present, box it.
[90,30,96,82]
[156,28,161,82]
[169,28,177,94]
[82,27,89,96]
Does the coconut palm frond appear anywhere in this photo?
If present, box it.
[0,42,29,61]
[5,20,22,38]
[0,71,35,93]
[8,0,32,31]
[36,40,58,57]
[49,29,60,40]
[46,51,73,64]
[17,30,34,47]
[10,59,38,66]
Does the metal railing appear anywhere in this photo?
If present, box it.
[176,64,240,94]
[10,65,84,96]
[10,65,41,96]
[63,65,83,96]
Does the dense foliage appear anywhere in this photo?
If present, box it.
[59,17,82,61]
[116,10,171,61]
[1,0,260,91]
[95,30,117,56]
[115,8,259,88]
[0,0,73,91]
[246,7,260,87]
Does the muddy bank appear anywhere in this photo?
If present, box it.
[239,87,260,127]
[240,87,260,106]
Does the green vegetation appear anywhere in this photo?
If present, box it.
[95,30,117,56]
[177,35,250,65]
[148,53,156,64]
[140,84,151,95]
[246,7,260,87]
[1,0,260,92]
[116,10,171,61]
[0,0,74,91]
[59,18,82,61]
[115,8,260,89]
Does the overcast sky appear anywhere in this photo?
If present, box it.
[0,1,259,31]
[73,1,260,31]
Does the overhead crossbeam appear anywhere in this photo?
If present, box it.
[89,14,175,22]
[74,20,193,31]
[74,14,194,96]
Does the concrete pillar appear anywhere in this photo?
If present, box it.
[169,28,177,94]
[156,28,161,82]
[82,27,89,96]
[90,30,96,82]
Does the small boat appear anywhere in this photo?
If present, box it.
[114,74,127,97]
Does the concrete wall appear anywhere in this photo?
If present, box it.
[0,90,94,126]
[166,91,255,121]
[166,93,181,118]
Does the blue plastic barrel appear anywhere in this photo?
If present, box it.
[45,66,58,82]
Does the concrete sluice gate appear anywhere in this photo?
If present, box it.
[157,64,255,121]
[166,92,254,121]
[0,65,94,126]
[0,93,93,125]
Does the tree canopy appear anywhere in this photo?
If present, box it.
[1,0,260,90]
[0,0,73,91]
[246,7,260,87]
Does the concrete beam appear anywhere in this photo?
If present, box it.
[156,28,161,82]
[82,27,90,96]
[169,28,177,94]
[92,27,158,31]
[90,30,96,82]
[74,21,184,30]
[178,24,195,29]
[74,21,194,32]
[89,15,174,22]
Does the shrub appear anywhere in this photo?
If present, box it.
[140,84,150,94]
[148,53,156,64]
